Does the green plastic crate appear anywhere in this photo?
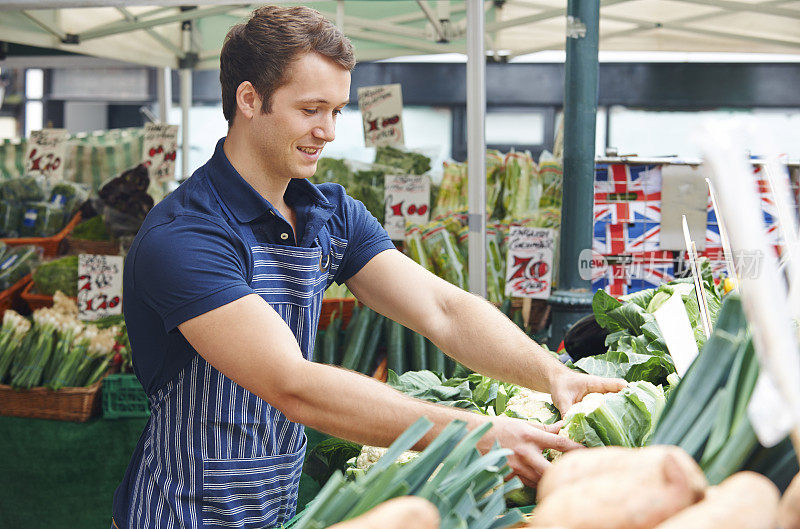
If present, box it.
[102,373,150,419]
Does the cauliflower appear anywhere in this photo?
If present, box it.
[504,388,559,424]
[354,446,419,471]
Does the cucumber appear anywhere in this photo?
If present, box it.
[312,329,325,363]
[341,307,374,370]
[322,312,341,365]
[426,339,446,375]
[386,319,406,375]
[410,330,427,371]
[343,303,360,347]
[443,354,456,378]
[358,314,385,375]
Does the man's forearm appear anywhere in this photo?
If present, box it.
[428,288,568,393]
[282,360,492,451]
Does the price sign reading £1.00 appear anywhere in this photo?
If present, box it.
[25,129,70,184]
[384,174,430,240]
[505,227,555,299]
[78,254,124,321]
[358,84,404,148]
[142,123,178,183]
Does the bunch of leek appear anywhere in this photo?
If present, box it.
[293,417,524,529]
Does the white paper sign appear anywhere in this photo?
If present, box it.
[383,173,430,240]
[504,227,555,299]
[78,254,124,321]
[25,129,70,183]
[653,293,699,377]
[142,123,178,183]
[357,84,404,147]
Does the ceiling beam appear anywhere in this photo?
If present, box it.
[605,13,800,50]
[79,4,245,42]
[346,26,463,54]
[116,7,183,57]
[381,4,466,24]
[21,10,66,42]
[416,0,447,42]
[675,0,800,20]
[486,0,631,33]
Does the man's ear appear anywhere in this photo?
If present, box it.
[235,81,261,120]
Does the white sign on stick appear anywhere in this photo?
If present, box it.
[142,123,178,183]
[357,84,404,147]
[384,174,430,240]
[25,129,70,183]
[504,227,555,299]
[653,293,699,377]
[78,254,124,321]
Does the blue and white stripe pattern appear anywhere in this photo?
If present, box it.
[127,237,339,528]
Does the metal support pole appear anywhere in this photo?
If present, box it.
[157,67,171,123]
[180,68,191,180]
[547,0,600,349]
[180,19,192,180]
[466,0,486,298]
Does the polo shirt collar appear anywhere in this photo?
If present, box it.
[208,137,336,226]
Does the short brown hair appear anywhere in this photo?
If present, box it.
[220,5,356,126]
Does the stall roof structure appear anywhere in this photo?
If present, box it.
[0,1,799,69]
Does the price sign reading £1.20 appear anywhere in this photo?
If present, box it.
[384,173,430,240]
[358,84,404,148]
[25,129,70,183]
[505,227,555,299]
[78,254,124,321]
[142,123,179,183]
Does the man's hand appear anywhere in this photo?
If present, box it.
[483,415,583,487]
[549,371,627,416]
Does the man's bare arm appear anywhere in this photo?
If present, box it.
[178,293,580,483]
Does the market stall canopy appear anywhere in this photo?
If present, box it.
[0,0,799,69]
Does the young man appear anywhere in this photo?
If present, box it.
[113,6,625,529]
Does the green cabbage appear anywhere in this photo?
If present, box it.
[562,381,666,448]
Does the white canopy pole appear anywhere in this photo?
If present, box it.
[157,67,171,123]
[180,20,192,180]
[466,0,486,297]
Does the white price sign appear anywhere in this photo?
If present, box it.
[384,173,430,240]
[25,129,69,183]
[142,123,178,183]
[505,227,555,299]
[78,254,123,321]
[358,83,404,147]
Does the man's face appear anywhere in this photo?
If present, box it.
[250,52,350,181]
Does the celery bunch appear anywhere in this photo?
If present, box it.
[293,417,524,529]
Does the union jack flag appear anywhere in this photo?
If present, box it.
[591,252,675,296]
[594,221,660,255]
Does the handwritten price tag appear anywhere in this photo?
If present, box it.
[25,129,70,183]
[78,254,124,321]
[505,227,555,299]
[384,174,430,240]
[142,123,178,183]
[358,84,404,147]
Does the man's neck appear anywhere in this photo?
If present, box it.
[223,126,289,210]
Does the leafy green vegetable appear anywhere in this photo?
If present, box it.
[33,255,79,296]
[70,215,111,241]
[585,262,723,385]
[374,145,431,175]
[562,381,666,448]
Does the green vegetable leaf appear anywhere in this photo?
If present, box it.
[592,290,623,331]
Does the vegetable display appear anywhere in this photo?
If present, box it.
[0,245,40,290]
[0,177,86,238]
[0,293,123,389]
[577,260,722,386]
[32,255,79,297]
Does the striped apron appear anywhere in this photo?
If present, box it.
[125,190,346,528]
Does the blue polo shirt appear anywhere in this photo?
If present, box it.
[122,137,395,395]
